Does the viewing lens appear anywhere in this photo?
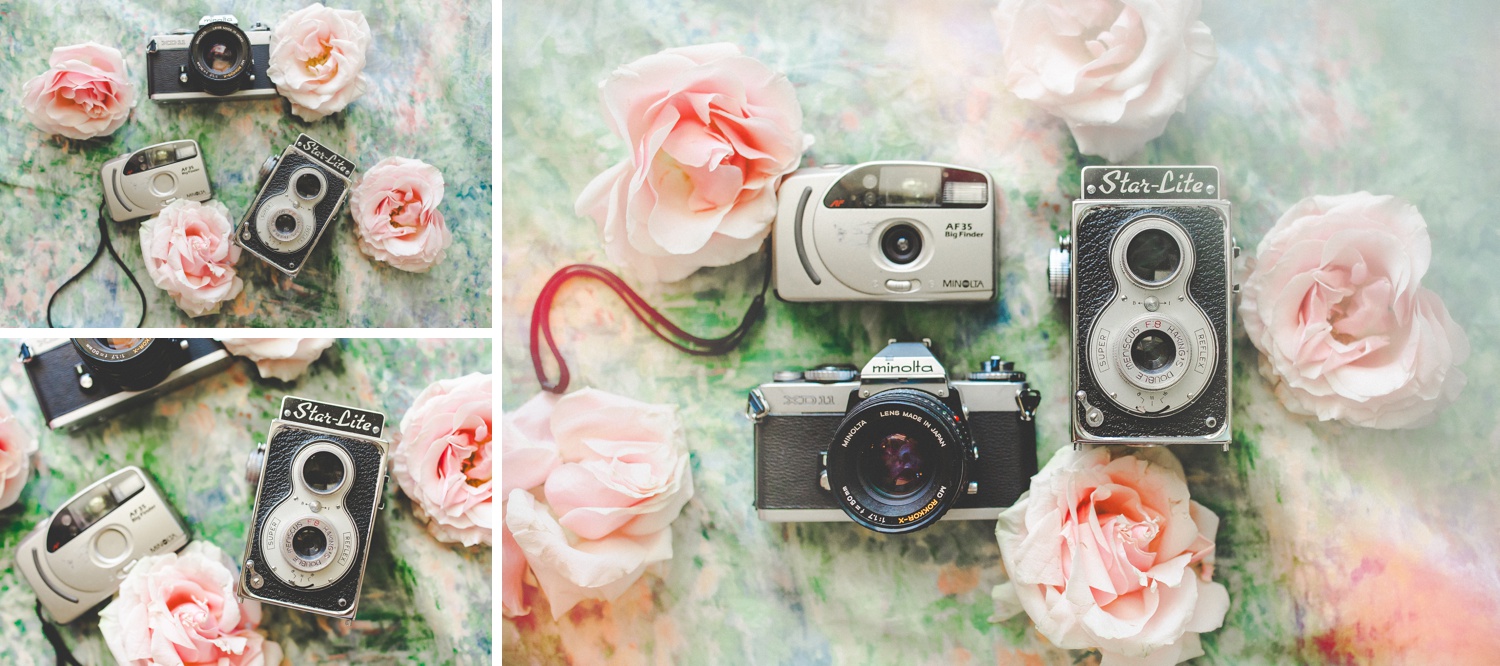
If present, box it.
[292,526,327,560]
[859,433,935,499]
[301,449,346,494]
[295,173,322,199]
[880,224,924,265]
[1131,330,1176,373]
[1125,228,1181,284]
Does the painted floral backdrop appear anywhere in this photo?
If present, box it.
[502,0,1500,663]
[0,339,492,664]
[0,0,492,327]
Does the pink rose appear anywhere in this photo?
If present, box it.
[1239,192,1469,429]
[392,373,493,547]
[0,403,38,511]
[22,42,137,140]
[98,541,282,666]
[576,43,808,282]
[503,388,693,619]
[216,338,335,381]
[995,447,1228,666]
[995,0,1217,161]
[350,157,452,273]
[500,392,560,618]
[267,3,371,121]
[140,199,243,318]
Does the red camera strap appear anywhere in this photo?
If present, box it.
[529,245,771,394]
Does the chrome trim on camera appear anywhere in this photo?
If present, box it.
[757,507,1000,522]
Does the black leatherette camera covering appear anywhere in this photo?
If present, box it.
[146,43,274,96]
[24,339,223,425]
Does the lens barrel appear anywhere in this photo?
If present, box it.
[187,20,252,95]
[72,338,185,392]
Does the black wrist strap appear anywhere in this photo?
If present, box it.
[46,204,147,328]
[36,601,84,666]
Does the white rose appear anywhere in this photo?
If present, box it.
[216,338,335,381]
[267,3,372,121]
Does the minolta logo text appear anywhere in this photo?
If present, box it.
[867,360,936,374]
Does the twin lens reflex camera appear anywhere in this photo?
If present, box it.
[234,134,356,278]
[146,15,276,101]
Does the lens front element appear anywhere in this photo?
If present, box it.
[1130,329,1176,373]
[861,433,935,499]
[880,223,924,265]
[301,449,346,494]
[292,525,327,559]
[281,516,338,572]
[187,21,252,95]
[1124,226,1182,285]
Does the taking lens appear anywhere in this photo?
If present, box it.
[291,525,327,560]
[301,449,346,494]
[1125,228,1181,285]
[859,432,935,499]
[272,214,299,241]
[880,223,924,265]
[187,21,251,95]
[72,338,185,391]
[1131,329,1176,373]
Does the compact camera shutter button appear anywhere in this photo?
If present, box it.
[802,365,858,383]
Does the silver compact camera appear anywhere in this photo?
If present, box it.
[146,15,276,101]
[772,161,996,302]
[234,134,356,278]
[747,340,1039,534]
[101,140,212,222]
[1049,165,1237,446]
[240,396,389,620]
[15,467,191,623]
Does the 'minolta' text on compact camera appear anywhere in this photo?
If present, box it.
[772,162,996,302]
[747,340,1039,534]
[1049,165,1237,446]
[235,134,355,278]
[146,15,276,101]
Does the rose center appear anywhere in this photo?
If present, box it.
[305,44,333,70]
[460,436,491,488]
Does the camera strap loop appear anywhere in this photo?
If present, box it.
[36,601,84,666]
[530,243,772,394]
[45,203,148,328]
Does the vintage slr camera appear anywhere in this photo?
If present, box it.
[234,134,355,278]
[18,339,233,431]
[1049,165,1237,446]
[101,140,212,222]
[240,396,389,620]
[146,15,276,101]
[747,340,1040,534]
[16,467,191,623]
[772,161,996,302]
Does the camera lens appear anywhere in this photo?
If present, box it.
[824,388,972,534]
[1125,228,1181,285]
[880,223,923,265]
[295,173,323,199]
[271,214,299,241]
[291,525,328,560]
[301,449,346,494]
[72,338,186,392]
[1131,329,1176,373]
[187,21,252,95]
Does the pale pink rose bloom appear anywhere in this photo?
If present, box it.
[996,446,1228,666]
[21,42,137,140]
[503,388,693,619]
[140,199,243,318]
[267,3,371,121]
[0,403,39,511]
[995,0,1217,162]
[500,392,561,618]
[216,338,335,381]
[98,541,282,666]
[576,43,808,282]
[392,373,493,547]
[350,157,452,273]
[1239,192,1469,429]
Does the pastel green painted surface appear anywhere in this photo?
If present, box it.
[0,0,492,328]
[503,0,1500,664]
[0,339,492,665]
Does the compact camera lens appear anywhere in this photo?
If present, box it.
[295,173,323,199]
[1130,329,1176,373]
[292,525,328,560]
[1125,228,1181,285]
[859,433,935,499]
[72,338,186,392]
[880,223,924,265]
[187,21,252,95]
[301,449,346,494]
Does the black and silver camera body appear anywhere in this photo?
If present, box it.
[772,161,996,302]
[1050,166,1236,446]
[101,140,212,222]
[18,339,233,431]
[234,134,355,278]
[240,396,389,620]
[146,15,275,102]
[15,467,191,623]
[747,341,1040,534]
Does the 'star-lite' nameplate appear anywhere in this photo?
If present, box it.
[1081,166,1221,200]
[292,134,356,179]
[279,396,386,439]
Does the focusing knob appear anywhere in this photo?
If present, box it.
[258,155,279,183]
[802,364,858,383]
[967,356,1025,382]
[1049,235,1072,301]
[245,443,266,486]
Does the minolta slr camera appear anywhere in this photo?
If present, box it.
[772,161,996,302]
[747,340,1039,534]
[18,338,233,431]
[235,134,356,278]
[240,397,389,620]
[101,140,212,222]
[1049,165,1237,446]
[16,467,191,623]
[146,15,276,101]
